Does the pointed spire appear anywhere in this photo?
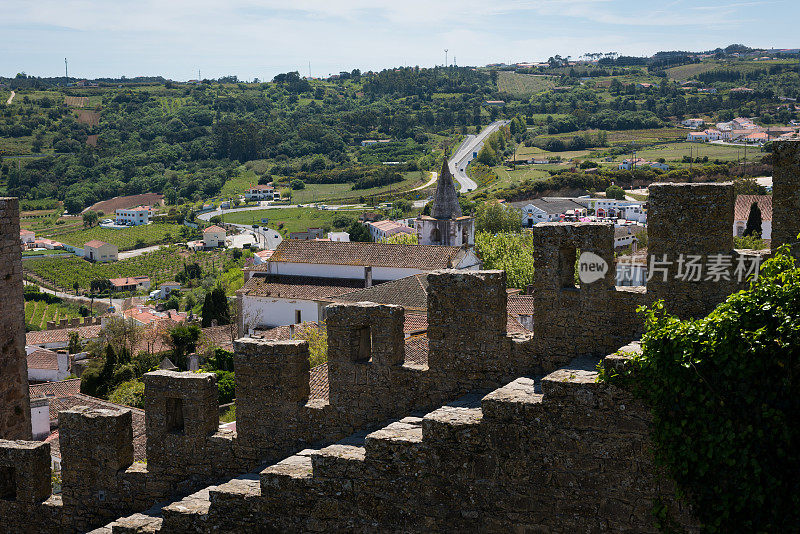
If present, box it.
[431,159,462,220]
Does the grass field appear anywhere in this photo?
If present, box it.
[25,299,82,330]
[597,142,757,167]
[24,246,240,293]
[481,166,551,196]
[43,223,189,250]
[496,72,557,98]
[221,207,360,235]
[515,145,593,161]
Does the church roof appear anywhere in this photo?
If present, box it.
[431,160,462,220]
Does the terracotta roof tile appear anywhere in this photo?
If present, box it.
[404,335,429,366]
[507,295,534,316]
[204,225,226,233]
[734,195,772,222]
[29,378,81,399]
[330,274,429,310]
[26,324,103,347]
[27,349,60,370]
[267,240,464,270]
[84,240,111,248]
[240,275,365,300]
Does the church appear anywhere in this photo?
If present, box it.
[416,160,475,246]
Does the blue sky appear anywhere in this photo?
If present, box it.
[1,0,797,81]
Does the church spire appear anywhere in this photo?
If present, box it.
[431,159,462,220]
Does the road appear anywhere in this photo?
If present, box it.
[410,171,438,192]
[5,91,14,105]
[119,244,164,260]
[449,120,510,192]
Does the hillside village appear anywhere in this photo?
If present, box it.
[0,39,798,532]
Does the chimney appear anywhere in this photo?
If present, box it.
[56,350,69,379]
[30,397,51,440]
[364,266,373,288]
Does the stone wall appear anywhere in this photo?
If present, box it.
[772,140,800,256]
[156,345,697,533]
[0,197,31,440]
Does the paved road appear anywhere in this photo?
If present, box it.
[410,171,438,192]
[449,120,510,192]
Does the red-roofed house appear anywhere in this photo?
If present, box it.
[26,348,71,382]
[244,184,275,201]
[110,276,151,292]
[20,229,35,245]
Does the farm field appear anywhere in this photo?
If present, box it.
[496,72,557,98]
[665,61,721,81]
[24,246,241,293]
[86,193,164,215]
[515,145,593,161]
[25,299,82,330]
[221,207,358,235]
[608,142,757,165]
[42,223,189,250]
[481,166,551,196]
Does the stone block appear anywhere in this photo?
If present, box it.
[0,439,51,504]
[772,140,800,255]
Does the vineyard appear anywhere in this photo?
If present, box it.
[496,72,556,98]
[24,246,242,293]
[25,299,82,330]
[41,223,190,250]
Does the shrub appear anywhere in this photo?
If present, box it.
[605,246,800,532]
[109,380,145,409]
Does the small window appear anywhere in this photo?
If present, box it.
[166,397,185,434]
[355,325,372,363]
[0,466,16,501]
[559,247,578,289]
[295,310,302,324]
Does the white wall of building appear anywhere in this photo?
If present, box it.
[31,398,50,440]
[733,220,772,240]
[241,296,323,332]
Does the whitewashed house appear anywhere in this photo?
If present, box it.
[238,240,480,333]
[244,184,275,201]
[681,118,705,128]
[203,225,227,248]
[510,198,588,227]
[26,348,70,382]
[115,206,151,226]
[83,240,118,262]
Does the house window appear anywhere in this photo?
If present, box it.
[0,466,16,501]
[166,397,185,434]
[558,247,578,289]
[295,310,302,324]
[354,325,372,363]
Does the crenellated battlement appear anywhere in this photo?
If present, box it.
[1,141,797,532]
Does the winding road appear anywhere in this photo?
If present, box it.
[5,91,15,105]
[449,120,510,192]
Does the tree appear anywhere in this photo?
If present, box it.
[82,210,99,228]
[347,221,371,242]
[290,179,305,190]
[744,202,762,237]
[201,286,231,327]
[167,323,202,368]
[91,278,112,294]
[68,331,82,354]
[383,233,418,245]
[605,185,626,200]
[73,281,80,295]
[476,144,498,166]
[475,202,521,233]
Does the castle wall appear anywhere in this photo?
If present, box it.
[0,198,31,440]
[772,141,800,256]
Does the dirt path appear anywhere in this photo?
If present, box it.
[5,91,15,105]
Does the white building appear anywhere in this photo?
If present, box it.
[238,240,480,333]
[149,281,181,300]
[733,195,772,239]
[510,198,588,227]
[577,198,647,223]
[244,184,275,201]
[26,348,70,382]
[203,225,227,248]
[327,232,350,242]
[366,220,414,241]
[614,226,640,249]
[115,206,151,226]
[681,118,705,128]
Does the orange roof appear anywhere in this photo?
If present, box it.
[26,324,102,346]
[204,225,226,233]
[27,349,60,370]
[109,276,148,287]
[734,195,772,222]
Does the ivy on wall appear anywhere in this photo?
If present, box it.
[605,245,799,532]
